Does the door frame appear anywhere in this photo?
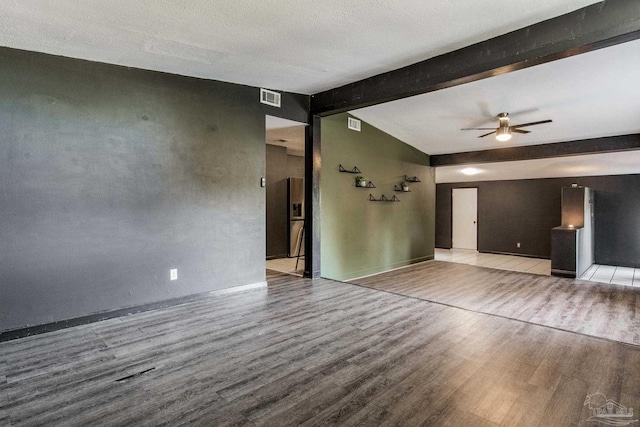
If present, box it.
[451,187,478,250]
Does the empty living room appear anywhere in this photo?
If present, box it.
[1,1,640,425]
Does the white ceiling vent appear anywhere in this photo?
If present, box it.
[348,117,361,132]
[260,88,281,107]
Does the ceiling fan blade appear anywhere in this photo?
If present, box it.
[506,107,539,118]
[478,130,496,138]
[511,119,553,128]
[511,128,531,134]
[478,101,493,119]
[460,128,497,130]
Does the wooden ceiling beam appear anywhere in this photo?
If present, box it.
[311,0,640,115]
[430,134,640,166]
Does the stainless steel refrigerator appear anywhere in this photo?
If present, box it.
[287,177,305,257]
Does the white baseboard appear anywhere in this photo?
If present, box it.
[346,256,434,281]
[209,281,268,296]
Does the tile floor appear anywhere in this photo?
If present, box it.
[435,248,551,275]
[579,263,640,287]
[266,257,304,276]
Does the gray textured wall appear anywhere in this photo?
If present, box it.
[0,48,307,331]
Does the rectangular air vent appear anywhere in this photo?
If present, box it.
[260,88,281,107]
[348,117,361,132]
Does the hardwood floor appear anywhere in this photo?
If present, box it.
[0,268,639,426]
[351,260,640,346]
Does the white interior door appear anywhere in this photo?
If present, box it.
[452,188,477,250]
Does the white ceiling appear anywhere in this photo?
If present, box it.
[0,0,598,94]
[436,151,640,183]
[265,116,306,157]
[351,38,640,155]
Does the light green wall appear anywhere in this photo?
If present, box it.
[321,113,435,281]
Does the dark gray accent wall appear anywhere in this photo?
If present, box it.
[595,188,640,267]
[266,145,288,258]
[436,174,640,268]
[263,92,309,124]
[0,47,308,332]
[437,180,560,257]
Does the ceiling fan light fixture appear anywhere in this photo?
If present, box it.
[496,126,512,141]
[461,111,551,141]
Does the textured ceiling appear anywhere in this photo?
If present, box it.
[0,0,598,94]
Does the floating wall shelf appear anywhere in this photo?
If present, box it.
[339,164,362,174]
[394,185,410,192]
[404,175,421,183]
[357,181,376,188]
[369,194,400,202]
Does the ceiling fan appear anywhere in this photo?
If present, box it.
[461,112,552,141]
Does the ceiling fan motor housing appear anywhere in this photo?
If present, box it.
[496,113,511,141]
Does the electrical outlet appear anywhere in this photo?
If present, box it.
[170,269,178,281]
[516,242,521,248]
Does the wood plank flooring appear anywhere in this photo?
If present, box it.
[0,268,639,426]
[351,260,640,346]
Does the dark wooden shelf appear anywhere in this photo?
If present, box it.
[339,164,361,174]
[369,194,400,202]
[356,181,376,188]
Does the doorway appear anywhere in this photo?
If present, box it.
[452,188,478,250]
[265,115,307,276]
